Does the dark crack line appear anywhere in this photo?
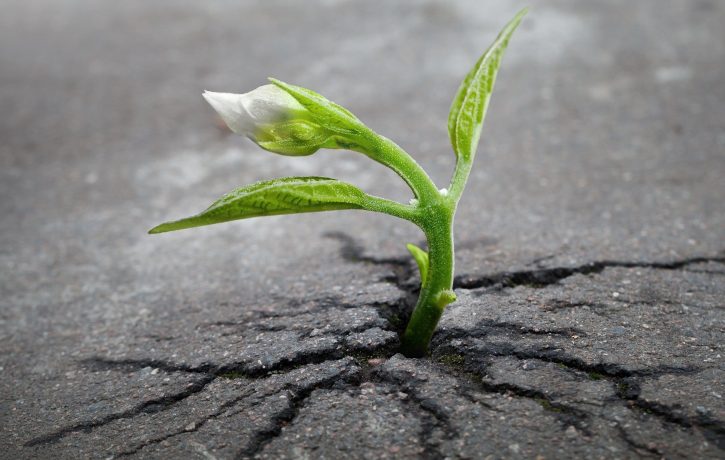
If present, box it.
[434,328,700,378]
[199,281,415,346]
[24,375,216,447]
[116,356,379,458]
[217,320,391,339]
[476,379,591,435]
[53,330,396,456]
[214,342,396,381]
[615,424,663,458]
[81,357,215,375]
[196,295,368,330]
[435,334,723,446]
[233,389,305,460]
[324,230,420,328]
[431,358,592,435]
[453,255,725,290]
[374,371,456,460]
[115,387,258,458]
[36,350,386,449]
[234,371,358,459]
[619,386,725,451]
[31,354,380,454]
[682,268,725,275]
[81,331,396,386]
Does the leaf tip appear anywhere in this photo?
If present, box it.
[148,224,166,234]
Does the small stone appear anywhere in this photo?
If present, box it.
[565,426,578,438]
[184,422,196,431]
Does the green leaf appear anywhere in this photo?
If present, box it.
[448,8,527,164]
[149,177,370,234]
[269,78,363,136]
[406,243,429,287]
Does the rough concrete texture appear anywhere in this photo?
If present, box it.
[1,0,723,459]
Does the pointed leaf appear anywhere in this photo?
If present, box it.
[406,243,429,287]
[149,177,370,234]
[448,8,527,164]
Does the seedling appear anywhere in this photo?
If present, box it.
[150,10,527,357]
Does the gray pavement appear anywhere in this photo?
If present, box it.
[1,0,723,458]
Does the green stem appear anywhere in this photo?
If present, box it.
[448,158,472,203]
[354,130,440,203]
[401,202,456,357]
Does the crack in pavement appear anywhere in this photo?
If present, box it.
[435,327,702,378]
[430,358,593,435]
[615,424,663,458]
[24,241,723,457]
[114,386,258,458]
[24,375,217,447]
[433,331,723,450]
[233,368,363,459]
[453,255,725,290]
[373,368,457,460]
[616,380,725,450]
[29,350,393,452]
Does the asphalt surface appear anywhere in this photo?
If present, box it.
[1,1,723,458]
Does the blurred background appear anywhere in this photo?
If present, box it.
[1,0,723,395]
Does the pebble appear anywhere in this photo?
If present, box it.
[565,426,578,438]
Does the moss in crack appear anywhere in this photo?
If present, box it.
[436,353,466,368]
[219,370,247,380]
[588,371,604,381]
[348,350,394,363]
[386,312,404,331]
[617,381,639,398]
[536,398,565,413]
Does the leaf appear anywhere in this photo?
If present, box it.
[448,8,527,164]
[406,243,429,287]
[269,78,363,136]
[149,177,370,234]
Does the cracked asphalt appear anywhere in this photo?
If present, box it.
[1,1,724,459]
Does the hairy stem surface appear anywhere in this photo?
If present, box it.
[401,202,456,357]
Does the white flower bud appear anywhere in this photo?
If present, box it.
[203,85,339,156]
[203,85,307,139]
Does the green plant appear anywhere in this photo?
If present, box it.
[150,9,527,357]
